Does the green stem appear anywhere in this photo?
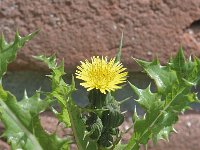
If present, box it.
[66,97,97,150]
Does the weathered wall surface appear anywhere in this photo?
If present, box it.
[1,0,200,72]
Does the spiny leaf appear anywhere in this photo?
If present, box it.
[169,47,186,77]
[0,30,39,78]
[0,85,68,150]
[129,82,163,111]
[134,58,178,94]
[33,55,57,69]
[132,106,140,123]
[20,90,48,115]
[35,55,97,149]
[152,126,173,144]
[126,49,200,150]
[34,55,72,127]
[169,48,200,86]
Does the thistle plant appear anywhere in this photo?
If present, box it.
[75,56,127,148]
[0,31,199,150]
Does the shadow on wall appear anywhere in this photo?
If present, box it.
[2,71,200,114]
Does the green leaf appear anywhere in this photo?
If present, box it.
[0,85,68,150]
[115,32,123,63]
[34,55,72,127]
[35,55,97,150]
[169,47,186,77]
[20,90,48,115]
[134,58,178,94]
[129,83,163,111]
[126,49,200,150]
[169,48,200,85]
[67,99,98,150]
[113,143,127,150]
[0,30,39,78]
[152,126,173,144]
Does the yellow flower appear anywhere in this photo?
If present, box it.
[76,56,128,94]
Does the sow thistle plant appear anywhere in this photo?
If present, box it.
[0,31,199,150]
[76,56,127,148]
[76,56,128,94]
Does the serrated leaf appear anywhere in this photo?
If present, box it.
[0,85,68,150]
[152,126,173,144]
[129,82,163,111]
[132,106,140,123]
[35,55,72,127]
[134,58,178,94]
[126,49,200,150]
[0,30,39,78]
[169,48,186,77]
[169,49,200,86]
[36,55,97,149]
[33,55,57,69]
[20,90,48,115]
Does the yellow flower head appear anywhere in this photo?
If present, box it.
[76,56,128,94]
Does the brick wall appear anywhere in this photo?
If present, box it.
[1,0,200,72]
